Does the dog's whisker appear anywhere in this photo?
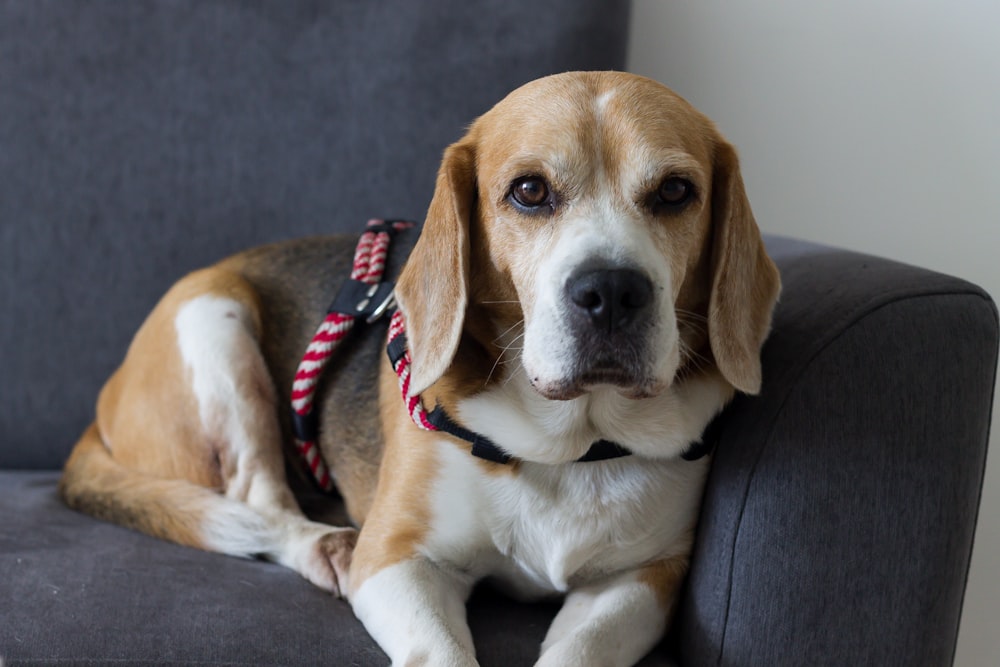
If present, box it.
[501,362,526,389]
[676,316,708,337]
[675,307,707,320]
[677,318,708,338]
[678,339,712,374]
[676,310,708,333]
[486,332,525,385]
[492,320,526,346]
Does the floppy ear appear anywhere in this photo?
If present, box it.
[707,140,781,395]
[394,141,476,395]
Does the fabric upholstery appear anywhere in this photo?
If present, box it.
[0,0,631,470]
[675,237,998,666]
[0,470,567,666]
[0,476,676,665]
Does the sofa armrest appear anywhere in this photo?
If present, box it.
[675,237,998,666]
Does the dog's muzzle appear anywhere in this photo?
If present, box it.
[558,266,658,394]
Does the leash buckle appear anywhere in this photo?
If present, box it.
[329,280,396,321]
[366,290,396,323]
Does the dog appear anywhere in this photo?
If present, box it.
[61,71,780,666]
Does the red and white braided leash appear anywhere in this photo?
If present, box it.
[291,218,444,492]
[290,219,414,491]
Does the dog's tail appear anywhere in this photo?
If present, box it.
[59,423,278,558]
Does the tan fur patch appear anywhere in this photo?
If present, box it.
[60,423,208,549]
[95,267,264,488]
[60,263,287,554]
[348,359,439,590]
[638,555,690,614]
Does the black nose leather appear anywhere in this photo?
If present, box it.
[566,268,653,332]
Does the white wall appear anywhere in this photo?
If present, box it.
[627,1,1000,664]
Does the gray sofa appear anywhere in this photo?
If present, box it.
[1,2,995,666]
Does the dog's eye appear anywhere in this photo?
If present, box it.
[657,177,693,207]
[510,177,551,210]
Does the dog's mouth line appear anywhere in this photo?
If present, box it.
[579,368,636,385]
[529,366,664,401]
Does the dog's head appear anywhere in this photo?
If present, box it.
[395,72,780,406]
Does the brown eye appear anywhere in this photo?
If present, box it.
[510,177,551,209]
[658,177,692,206]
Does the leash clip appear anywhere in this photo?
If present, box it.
[366,290,397,323]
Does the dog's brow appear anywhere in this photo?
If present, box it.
[630,150,705,185]
[502,153,573,177]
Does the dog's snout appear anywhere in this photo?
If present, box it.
[566,268,653,332]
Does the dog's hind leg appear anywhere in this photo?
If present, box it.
[170,282,358,595]
[61,268,356,596]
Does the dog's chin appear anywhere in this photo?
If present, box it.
[529,368,670,401]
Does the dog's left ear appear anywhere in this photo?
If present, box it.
[394,140,476,395]
[707,140,781,395]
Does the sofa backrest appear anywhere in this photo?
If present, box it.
[0,0,629,469]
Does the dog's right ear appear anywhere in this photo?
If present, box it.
[394,141,476,395]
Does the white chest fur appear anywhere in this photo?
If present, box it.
[430,446,708,597]
[419,373,722,598]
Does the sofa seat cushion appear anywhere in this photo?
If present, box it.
[0,470,678,666]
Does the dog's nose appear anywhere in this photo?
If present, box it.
[566,268,653,332]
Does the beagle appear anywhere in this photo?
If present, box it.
[61,71,780,666]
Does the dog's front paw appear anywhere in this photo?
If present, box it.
[298,526,358,597]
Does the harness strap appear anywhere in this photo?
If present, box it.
[290,219,413,492]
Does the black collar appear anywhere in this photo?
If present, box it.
[424,405,632,465]
[425,403,718,465]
